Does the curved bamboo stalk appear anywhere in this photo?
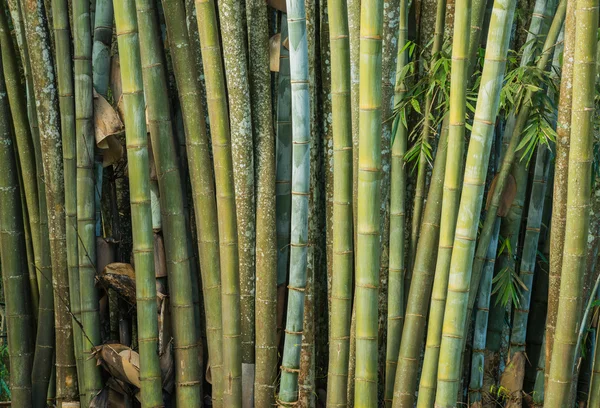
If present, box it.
[326,0,354,404]
[413,0,471,405]
[217,2,256,398]
[433,0,516,403]
[160,0,224,404]
[406,0,446,276]
[20,0,80,403]
[0,9,53,405]
[0,61,34,407]
[392,120,448,408]
[546,0,575,383]
[545,0,598,403]
[353,1,384,406]
[134,0,199,405]
[0,6,41,323]
[72,0,104,401]
[465,0,566,331]
[246,1,277,406]
[194,0,242,404]
[277,0,311,402]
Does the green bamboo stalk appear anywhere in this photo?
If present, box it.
[134,0,199,405]
[31,165,55,408]
[194,1,242,404]
[0,7,41,323]
[466,0,489,70]
[246,1,277,406]
[465,0,566,331]
[47,0,85,401]
[546,0,575,384]
[433,0,516,403]
[72,0,104,402]
[545,0,598,402]
[217,2,256,399]
[20,0,80,403]
[406,0,446,276]
[326,0,354,404]
[0,59,34,407]
[383,0,408,404]
[160,0,224,405]
[392,120,448,408]
[276,1,311,403]
[352,1,383,406]
[412,0,471,405]
[347,2,360,401]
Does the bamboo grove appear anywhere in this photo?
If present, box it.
[1,0,600,406]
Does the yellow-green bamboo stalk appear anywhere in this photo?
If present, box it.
[326,0,354,404]
[246,0,277,406]
[411,0,471,405]
[545,0,598,403]
[434,0,516,404]
[194,1,242,405]
[353,1,384,406]
[134,0,199,405]
[160,0,224,404]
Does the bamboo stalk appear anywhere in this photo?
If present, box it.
[72,0,104,401]
[0,58,34,407]
[160,0,224,404]
[20,0,79,403]
[383,0,408,404]
[546,0,575,384]
[392,119,448,408]
[0,6,41,325]
[47,0,85,400]
[194,0,242,404]
[545,0,598,403]
[246,1,277,406]
[433,0,516,403]
[134,0,200,405]
[326,0,354,404]
[413,0,472,404]
[92,0,113,97]
[277,1,311,403]
[466,0,567,332]
[353,1,384,406]
[406,0,446,277]
[217,2,256,400]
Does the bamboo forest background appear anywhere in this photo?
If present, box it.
[0,0,599,406]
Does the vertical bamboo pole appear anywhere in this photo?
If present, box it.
[194,0,243,404]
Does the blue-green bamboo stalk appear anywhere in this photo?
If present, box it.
[278,1,311,403]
